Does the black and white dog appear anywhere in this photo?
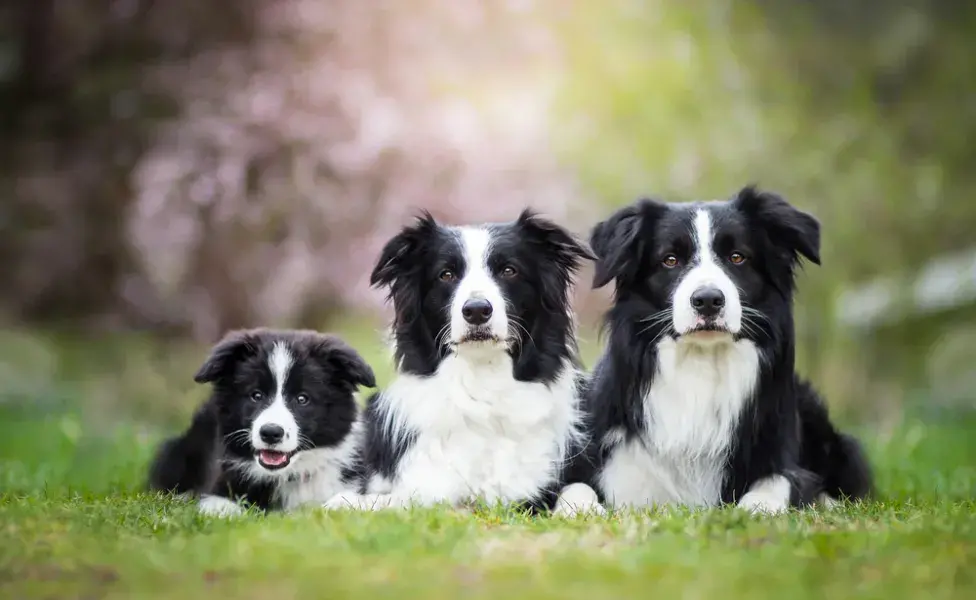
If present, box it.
[577,186,871,513]
[324,210,601,514]
[148,328,376,516]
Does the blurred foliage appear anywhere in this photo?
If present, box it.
[0,0,974,418]
[553,0,976,413]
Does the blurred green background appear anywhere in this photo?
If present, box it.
[1,1,974,494]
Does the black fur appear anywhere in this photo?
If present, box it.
[148,328,375,512]
[370,209,593,382]
[577,185,871,507]
[356,210,594,511]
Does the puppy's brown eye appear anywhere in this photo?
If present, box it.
[730,252,746,265]
[250,391,264,402]
[662,255,679,268]
[296,393,309,406]
[500,265,518,279]
[438,269,456,282]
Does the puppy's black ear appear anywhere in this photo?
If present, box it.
[733,185,821,265]
[310,335,377,391]
[590,200,666,289]
[193,330,260,384]
[516,209,595,273]
[370,212,438,288]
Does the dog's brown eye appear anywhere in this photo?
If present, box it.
[438,269,456,282]
[500,265,518,279]
[730,252,746,265]
[662,255,679,268]
[296,393,309,405]
[250,391,264,402]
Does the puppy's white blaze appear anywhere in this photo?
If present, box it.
[250,342,299,452]
[450,227,509,343]
[198,495,245,518]
[737,474,792,514]
[671,209,742,335]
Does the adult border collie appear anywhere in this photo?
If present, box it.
[324,210,601,514]
[579,186,871,513]
[148,328,376,516]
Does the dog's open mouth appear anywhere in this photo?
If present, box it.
[256,450,296,470]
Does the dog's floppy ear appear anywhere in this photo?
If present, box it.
[370,212,438,288]
[733,185,821,266]
[193,330,260,384]
[309,334,377,391]
[516,209,595,273]
[590,199,666,289]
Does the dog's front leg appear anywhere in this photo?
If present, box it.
[737,475,792,514]
[552,483,607,517]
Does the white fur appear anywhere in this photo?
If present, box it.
[737,474,791,514]
[450,227,509,342]
[599,336,760,508]
[198,494,245,518]
[337,354,582,510]
[553,483,606,518]
[672,209,743,335]
[250,343,299,453]
[233,418,364,511]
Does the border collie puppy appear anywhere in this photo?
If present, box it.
[148,328,376,516]
[324,210,600,514]
[577,186,871,513]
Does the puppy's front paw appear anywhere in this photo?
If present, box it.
[198,495,245,518]
[553,483,607,518]
[814,493,840,510]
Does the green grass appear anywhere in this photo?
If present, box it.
[1,326,974,599]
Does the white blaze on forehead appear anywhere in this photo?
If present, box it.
[251,341,299,453]
[450,227,509,343]
[269,342,293,395]
[670,208,743,336]
[693,210,715,265]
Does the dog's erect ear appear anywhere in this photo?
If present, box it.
[193,330,260,384]
[590,199,666,289]
[309,335,377,391]
[733,185,821,266]
[516,209,595,273]
[370,212,438,288]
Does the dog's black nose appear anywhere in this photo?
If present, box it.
[691,287,725,318]
[461,298,493,325]
[259,423,285,444]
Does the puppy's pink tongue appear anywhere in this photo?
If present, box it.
[259,450,288,466]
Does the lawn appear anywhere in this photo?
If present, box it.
[1,325,974,599]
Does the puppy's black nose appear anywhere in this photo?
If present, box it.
[691,287,725,318]
[461,298,493,325]
[259,423,285,444]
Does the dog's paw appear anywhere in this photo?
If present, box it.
[814,493,841,510]
[198,495,245,518]
[323,491,365,510]
[553,483,607,518]
[737,493,788,514]
[323,492,395,511]
[739,475,791,515]
[737,475,791,514]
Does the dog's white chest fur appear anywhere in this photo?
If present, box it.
[370,350,580,506]
[600,338,760,508]
[272,448,357,512]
